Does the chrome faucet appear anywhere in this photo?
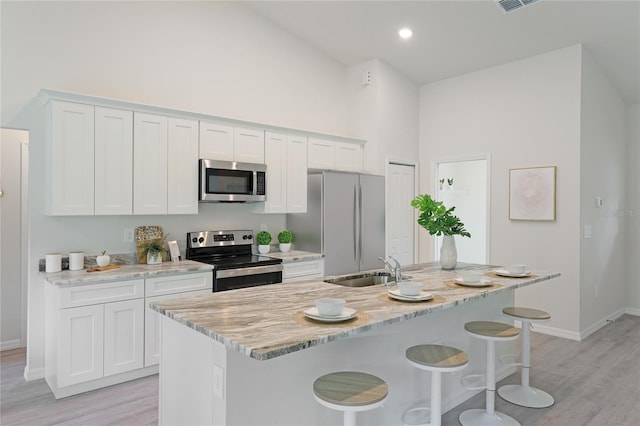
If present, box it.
[378,256,403,284]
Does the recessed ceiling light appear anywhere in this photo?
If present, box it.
[398,28,413,39]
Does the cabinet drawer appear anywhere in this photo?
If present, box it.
[283,260,324,280]
[59,280,144,309]
[145,272,212,297]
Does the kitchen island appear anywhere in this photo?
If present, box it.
[151,263,559,426]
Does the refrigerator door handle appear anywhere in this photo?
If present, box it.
[358,184,363,268]
[353,184,358,264]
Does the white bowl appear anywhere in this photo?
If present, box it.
[315,298,346,316]
[506,264,526,275]
[397,281,422,296]
[459,271,483,283]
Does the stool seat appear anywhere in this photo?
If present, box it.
[502,307,550,321]
[404,345,468,426]
[498,307,554,409]
[406,344,469,371]
[460,321,520,426]
[313,371,388,426]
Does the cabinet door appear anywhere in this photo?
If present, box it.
[199,121,234,161]
[104,299,144,376]
[144,294,179,367]
[234,127,265,163]
[168,117,199,214]
[58,305,104,387]
[95,107,133,215]
[47,101,95,215]
[335,142,363,172]
[307,138,335,170]
[133,112,168,214]
[262,132,287,213]
[286,135,308,213]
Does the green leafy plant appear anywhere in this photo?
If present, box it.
[277,230,293,244]
[411,194,471,237]
[140,239,167,256]
[256,231,272,245]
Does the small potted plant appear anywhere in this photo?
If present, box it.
[277,230,293,253]
[256,231,272,254]
[96,250,110,267]
[411,194,470,270]
[140,239,167,265]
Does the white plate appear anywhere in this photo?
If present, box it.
[493,269,532,278]
[303,307,357,322]
[387,289,434,302]
[453,277,494,287]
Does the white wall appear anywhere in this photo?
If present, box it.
[1,1,354,379]
[579,49,628,333]
[419,45,583,336]
[347,59,419,175]
[627,104,640,314]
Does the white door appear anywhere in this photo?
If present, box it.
[387,163,416,265]
[133,112,168,214]
[0,128,29,350]
[104,299,144,376]
[263,132,287,213]
[286,135,308,213]
[58,305,105,387]
[199,121,234,161]
[94,107,133,215]
[167,117,198,214]
[233,127,264,163]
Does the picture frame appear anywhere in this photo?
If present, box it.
[509,166,556,221]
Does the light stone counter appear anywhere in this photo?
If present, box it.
[41,260,213,286]
[263,249,323,263]
[151,262,559,361]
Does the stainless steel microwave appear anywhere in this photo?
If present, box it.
[199,159,266,202]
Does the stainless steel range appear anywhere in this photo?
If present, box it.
[185,229,283,292]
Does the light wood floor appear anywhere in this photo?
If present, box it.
[1,315,638,425]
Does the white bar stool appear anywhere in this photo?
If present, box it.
[313,371,388,426]
[403,344,468,426]
[498,307,554,408]
[459,321,520,426]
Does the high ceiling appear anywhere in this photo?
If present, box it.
[247,0,640,104]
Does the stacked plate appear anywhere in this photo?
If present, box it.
[387,288,433,302]
[303,307,357,323]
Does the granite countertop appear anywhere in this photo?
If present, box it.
[151,262,560,361]
[264,250,324,263]
[41,260,213,286]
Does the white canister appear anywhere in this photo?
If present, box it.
[69,252,85,271]
[45,253,62,273]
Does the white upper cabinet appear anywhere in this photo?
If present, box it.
[199,122,265,164]
[233,127,265,164]
[167,118,199,214]
[335,141,363,172]
[257,132,307,214]
[199,122,234,161]
[133,112,168,215]
[94,107,133,215]
[308,137,362,172]
[46,100,95,215]
[286,135,308,213]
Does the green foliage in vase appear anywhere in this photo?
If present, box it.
[277,230,293,244]
[256,231,272,245]
[411,194,471,237]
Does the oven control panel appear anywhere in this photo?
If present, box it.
[187,230,254,248]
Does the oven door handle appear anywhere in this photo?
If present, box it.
[216,264,283,279]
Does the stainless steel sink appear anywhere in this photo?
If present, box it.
[323,272,412,287]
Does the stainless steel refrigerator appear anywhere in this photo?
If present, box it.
[287,171,385,276]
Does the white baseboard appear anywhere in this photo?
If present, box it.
[0,339,22,351]
[23,365,45,381]
[625,307,640,316]
[580,309,626,340]
[530,323,581,341]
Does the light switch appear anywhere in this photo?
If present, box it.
[583,225,592,239]
[595,197,603,208]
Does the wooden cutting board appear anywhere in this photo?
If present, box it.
[86,265,121,273]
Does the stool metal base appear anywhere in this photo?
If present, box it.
[498,384,554,408]
[459,408,520,426]
[401,406,430,426]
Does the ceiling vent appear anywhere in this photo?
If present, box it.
[497,0,540,13]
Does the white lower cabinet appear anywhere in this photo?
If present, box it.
[45,271,211,398]
[282,259,324,283]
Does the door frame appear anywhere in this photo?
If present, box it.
[385,157,419,264]
[432,154,491,264]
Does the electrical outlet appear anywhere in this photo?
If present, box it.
[124,228,134,243]
[260,224,267,231]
